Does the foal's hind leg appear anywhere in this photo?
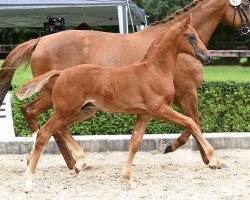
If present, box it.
[153,105,218,169]
[25,110,77,193]
[21,89,52,133]
[59,109,97,173]
[123,115,151,189]
[22,88,76,169]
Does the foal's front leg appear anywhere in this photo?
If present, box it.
[165,91,210,165]
[153,105,218,169]
[123,115,150,189]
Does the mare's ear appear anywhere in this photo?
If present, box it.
[180,13,192,31]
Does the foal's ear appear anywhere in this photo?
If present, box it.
[180,13,192,31]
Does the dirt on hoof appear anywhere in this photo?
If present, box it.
[0,149,249,200]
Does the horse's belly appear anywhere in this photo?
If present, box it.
[90,99,147,115]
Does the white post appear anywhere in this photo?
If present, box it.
[117,5,128,34]
[136,25,145,31]
[0,93,15,141]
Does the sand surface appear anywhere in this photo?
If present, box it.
[0,149,249,200]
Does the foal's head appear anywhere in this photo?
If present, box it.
[174,14,211,64]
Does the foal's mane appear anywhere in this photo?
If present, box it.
[150,0,205,26]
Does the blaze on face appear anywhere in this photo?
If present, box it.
[186,33,211,64]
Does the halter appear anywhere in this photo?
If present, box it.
[232,0,250,35]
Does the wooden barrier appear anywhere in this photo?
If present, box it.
[208,50,250,58]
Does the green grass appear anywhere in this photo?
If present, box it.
[204,66,250,82]
[12,66,33,87]
[0,60,33,87]
[1,60,250,87]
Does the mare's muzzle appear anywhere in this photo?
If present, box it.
[195,51,211,65]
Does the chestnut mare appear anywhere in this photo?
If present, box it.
[0,0,249,167]
[17,16,215,193]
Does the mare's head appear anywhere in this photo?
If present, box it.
[223,0,250,34]
[174,14,211,64]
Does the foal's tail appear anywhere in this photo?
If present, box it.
[16,70,61,100]
[0,38,40,105]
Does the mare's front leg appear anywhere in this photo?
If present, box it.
[123,115,151,189]
[153,105,218,170]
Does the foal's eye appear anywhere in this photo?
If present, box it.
[189,35,196,41]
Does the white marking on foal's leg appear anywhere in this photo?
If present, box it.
[27,130,46,166]
[73,152,85,174]
[122,165,137,189]
[26,131,39,165]
[24,166,34,193]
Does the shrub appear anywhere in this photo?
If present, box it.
[12,81,249,136]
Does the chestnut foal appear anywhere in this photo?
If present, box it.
[17,16,216,193]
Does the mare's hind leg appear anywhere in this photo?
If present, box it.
[123,115,151,189]
[22,88,76,169]
[153,105,218,169]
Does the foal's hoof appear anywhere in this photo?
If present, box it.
[164,144,173,154]
[82,163,93,170]
[129,181,137,189]
[124,179,137,189]
[73,163,92,174]
[24,186,33,194]
[73,166,81,174]
[217,160,228,169]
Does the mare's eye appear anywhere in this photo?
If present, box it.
[242,4,249,10]
[242,0,250,10]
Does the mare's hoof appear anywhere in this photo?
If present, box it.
[164,144,173,154]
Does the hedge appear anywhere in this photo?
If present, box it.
[12,81,249,137]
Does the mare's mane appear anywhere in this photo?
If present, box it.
[150,0,205,26]
[141,0,206,62]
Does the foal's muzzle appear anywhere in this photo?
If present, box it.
[195,51,211,65]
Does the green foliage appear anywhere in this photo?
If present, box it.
[198,82,250,132]
[12,82,250,136]
[140,0,191,23]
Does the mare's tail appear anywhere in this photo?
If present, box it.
[16,70,61,100]
[0,38,40,105]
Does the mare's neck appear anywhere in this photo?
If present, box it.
[137,0,228,46]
